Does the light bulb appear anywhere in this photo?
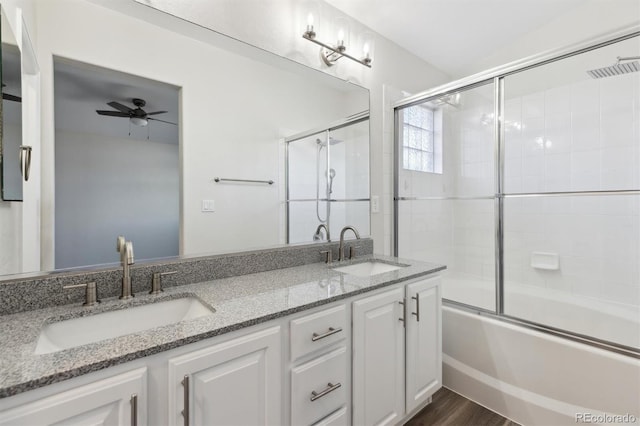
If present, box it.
[363,43,370,55]
[305,13,315,37]
[337,29,345,46]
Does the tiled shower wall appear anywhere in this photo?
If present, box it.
[503,72,640,307]
[398,70,640,310]
[397,86,496,304]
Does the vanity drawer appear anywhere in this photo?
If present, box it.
[291,347,347,426]
[290,305,346,360]
[313,406,348,426]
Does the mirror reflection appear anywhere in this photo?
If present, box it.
[0,0,370,276]
[1,10,23,202]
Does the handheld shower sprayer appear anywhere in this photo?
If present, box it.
[327,168,336,194]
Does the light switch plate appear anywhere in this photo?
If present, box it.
[202,200,215,212]
[371,195,379,213]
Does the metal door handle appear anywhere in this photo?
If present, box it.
[130,394,138,426]
[19,146,32,182]
[181,375,189,426]
[310,382,342,401]
[311,326,342,341]
[412,293,420,322]
[399,299,406,327]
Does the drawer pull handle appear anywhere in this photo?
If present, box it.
[311,327,343,341]
[130,393,138,426]
[181,375,189,426]
[412,293,420,322]
[310,382,342,401]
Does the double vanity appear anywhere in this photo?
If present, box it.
[0,240,444,425]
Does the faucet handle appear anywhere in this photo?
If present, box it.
[150,271,178,295]
[64,282,100,307]
[349,246,356,260]
[116,236,126,253]
[125,241,135,264]
[320,250,333,265]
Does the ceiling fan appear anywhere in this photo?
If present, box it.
[96,98,176,127]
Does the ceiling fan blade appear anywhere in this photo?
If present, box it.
[146,110,168,116]
[148,117,177,125]
[107,101,134,113]
[96,110,130,117]
[3,93,22,102]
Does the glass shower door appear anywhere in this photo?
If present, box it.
[396,82,497,311]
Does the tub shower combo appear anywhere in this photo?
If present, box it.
[286,113,370,243]
[394,28,640,424]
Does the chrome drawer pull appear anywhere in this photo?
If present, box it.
[181,375,189,426]
[311,326,343,341]
[130,394,138,426]
[412,293,420,322]
[310,382,342,401]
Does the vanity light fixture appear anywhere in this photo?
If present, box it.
[302,14,372,68]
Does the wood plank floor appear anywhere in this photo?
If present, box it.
[405,388,520,426]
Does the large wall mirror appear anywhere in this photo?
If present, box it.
[0,10,23,202]
[0,0,370,278]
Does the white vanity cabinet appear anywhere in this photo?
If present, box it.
[289,304,349,426]
[352,276,442,425]
[0,272,441,426]
[0,367,147,426]
[167,326,282,426]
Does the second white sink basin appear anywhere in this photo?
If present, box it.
[34,297,215,355]
[332,261,407,277]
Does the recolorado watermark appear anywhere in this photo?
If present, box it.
[576,413,638,424]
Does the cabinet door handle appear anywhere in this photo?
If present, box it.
[19,146,32,182]
[130,393,138,426]
[310,382,342,401]
[399,299,406,327]
[311,326,342,341]
[181,375,189,426]
[412,293,420,322]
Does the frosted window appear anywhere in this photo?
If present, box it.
[402,105,440,173]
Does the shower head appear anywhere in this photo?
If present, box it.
[587,56,640,79]
[316,137,343,147]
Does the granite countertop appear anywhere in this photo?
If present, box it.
[0,254,445,398]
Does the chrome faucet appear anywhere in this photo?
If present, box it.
[339,226,360,261]
[117,236,135,300]
[313,224,330,241]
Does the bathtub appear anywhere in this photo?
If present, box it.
[443,305,640,425]
[443,275,640,348]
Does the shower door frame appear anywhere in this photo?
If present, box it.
[284,111,370,243]
[393,24,640,358]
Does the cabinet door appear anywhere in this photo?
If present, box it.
[352,287,405,426]
[168,326,281,426]
[405,276,442,413]
[0,367,147,426]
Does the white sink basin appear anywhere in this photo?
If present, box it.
[35,297,214,354]
[332,261,407,277]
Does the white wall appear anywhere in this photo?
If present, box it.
[55,130,179,268]
[457,0,640,78]
[36,0,366,265]
[127,0,451,255]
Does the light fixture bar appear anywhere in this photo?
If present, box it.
[303,32,372,68]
